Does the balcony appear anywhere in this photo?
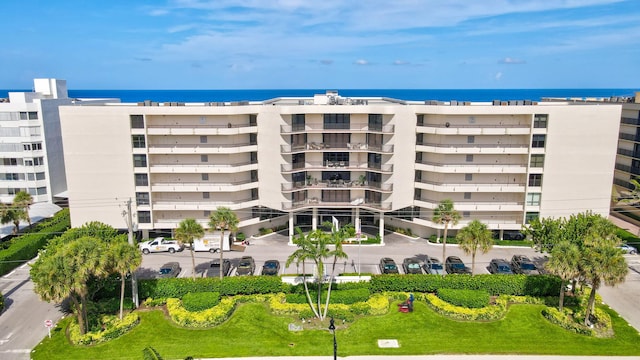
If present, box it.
[282,199,392,211]
[619,132,640,142]
[415,161,527,174]
[149,161,258,174]
[280,161,393,173]
[152,198,259,211]
[621,117,640,126]
[148,143,257,154]
[146,123,257,136]
[417,123,530,136]
[151,179,256,192]
[281,181,393,192]
[416,142,529,154]
[415,179,526,193]
[280,124,394,134]
[415,198,523,211]
[281,143,394,154]
[617,148,635,158]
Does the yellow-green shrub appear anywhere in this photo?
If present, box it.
[69,313,139,345]
[166,297,236,328]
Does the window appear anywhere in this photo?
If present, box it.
[33,157,43,165]
[3,158,19,166]
[415,152,422,162]
[201,155,208,162]
[414,188,421,200]
[467,136,475,144]
[249,133,257,145]
[132,135,145,148]
[416,133,423,145]
[138,211,151,223]
[528,174,543,187]
[466,154,473,162]
[203,192,210,199]
[130,115,144,128]
[417,114,424,126]
[202,173,209,181]
[368,114,383,131]
[251,188,258,200]
[24,160,33,166]
[200,136,207,144]
[36,172,45,180]
[465,173,473,181]
[323,114,350,130]
[530,154,545,168]
[32,143,42,150]
[462,211,470,218]
[525,212,539,224]
[5,173,18,180]
[134,173,148,186]
[250,152,257,164]
[249,114,257,126]
[251,170,258,182]
[534,114,548,128]
[133,154,147,167]
[23,144,31,151]
[204,210,211,217]
[136,192,150,205]
[532,134,546,148]
[292,114,305,131]
[37,187,47,195]
[464,192,471,199]
[526,193,541,206]
[19,112,38,120]
[414,170,422,182]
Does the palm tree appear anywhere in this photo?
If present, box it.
[546,240,581,311]
[456,220,492,275]
[616,177,640,206]
[109,240,142,319]
[208,207,239,280]
[286,228,323,319]
[433,199,460,266]
[322,225,348,319]
[175,218,205,279]
[13,191,33,226]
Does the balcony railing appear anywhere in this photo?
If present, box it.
[281,181,393,192]
[281,143,394,153]
[619,132,640,142]
[280,124,394,133]
[416,160,526,168]
[147,123,254,129]
[617,148,635,157]
[150,161,256,168]
[282,199,392,211]
[280,161,393,173]
[417,142,528,149]
[621,117,640,126]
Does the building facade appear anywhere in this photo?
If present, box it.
[59,92,621,240]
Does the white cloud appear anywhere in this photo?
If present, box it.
[499,57,526,64]
[495,71,503,80]
[354,59,369,65]
[168,24,200,33]
[393,60,410,65]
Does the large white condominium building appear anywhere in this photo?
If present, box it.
[59,92,621,240]
[0,79,116,205]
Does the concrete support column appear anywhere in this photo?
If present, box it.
[288,212,294,245]
[312,208,318,230]
[499,229,504,241]
[379,212,384,245]
[141,229,149,240]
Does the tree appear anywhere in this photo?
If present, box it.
[0,203,20,234]
[322,223,348,319]
[456,220,492,275]
[615,177,640,206]
[108,240,142,320]
[175,218,205,279]
[521,216,564,253]
[208,207,239,280]
[546,240,581,310]
[13,191,33,226]
[433,199,460,266]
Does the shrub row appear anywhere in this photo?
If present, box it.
[182,292,221,312]
[285,288,370,305]
[139,276,285,299]
[0,209,70,276]
[370,274,561,296]
[69,313,140,345]
[437,288,490,308]
[167,297,236,328]
[541,307,594,336]
[268,293,389,322]
[89,297,134,315]
[421,293,544,321]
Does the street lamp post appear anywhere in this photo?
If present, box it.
[329,317,337,360]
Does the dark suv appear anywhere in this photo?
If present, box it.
[205,258,231,277]
[236,256,255,276]
[511,255,540,275]
[379,257,399,274]
[488,259,514,274]
[445,256,471,274]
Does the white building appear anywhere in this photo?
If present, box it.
[0,79,117,205]
[58,92,621,240]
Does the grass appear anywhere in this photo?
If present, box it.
[32,300,640,359]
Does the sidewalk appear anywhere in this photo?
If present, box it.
[205,356,640,360]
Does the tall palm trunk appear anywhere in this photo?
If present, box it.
[558,279,566,311]
[70,295,86,335]
[219,230,225,280]
[119,273,126,320]
[322,255,339,319]
[316,260,323,320]
[301,261,320,319]
[470,251,476,275]
[190,247,197,279]
[441,222,449,273]
[584,282,599,326]
[81,294,89,332]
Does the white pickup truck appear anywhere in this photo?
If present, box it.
[139,237,184,254]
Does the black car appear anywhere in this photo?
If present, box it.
[157,262,181,278]
[445,256,471,274]
[423,257,445,275]
[206,258,231,277]
[261,260,280,276]
[379,257,399,274]
[511,255,540,275]
[402,257,423,274]
[236,256,256,276]
[489,259,514,274]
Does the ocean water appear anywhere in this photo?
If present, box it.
[1,88,636,103]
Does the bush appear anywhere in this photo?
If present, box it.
[89,297,134,315]
[0,209,70,276]
[258,228,273,236]
[542,307,594,336]
[437,288,489,308]
[166,297,236,328]
[69,313,140,345]
[421,293,542,321]
[139,276,285,299]
[285,288,370,305]
[369,274,561,296]
[182,292,220,312]
[235,232,246,241]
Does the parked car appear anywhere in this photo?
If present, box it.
[157,262,181,278]
[492,230,526,240]
[402,257,423,274]
[424,257,445,275]
[205,258,231,277]
[139,237,184,254]
[489,259,514,274]
[511,254,540,275]
[619,244,638,255]
[445,256,471,274]
[379,257,399,274]
[236,256,256,276]
[261,260,280,276]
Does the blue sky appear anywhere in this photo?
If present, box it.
[2,0,639,89]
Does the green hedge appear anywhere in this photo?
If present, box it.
[369,274,561,296]
[285,288,370,304]
[139,276,285,299]
[437,288,490,308]
[0,209,70,276]
[69,313,140,345]
[88,297,134,315]
[182,292,221,312]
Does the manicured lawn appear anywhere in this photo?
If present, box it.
[32,301,640,360]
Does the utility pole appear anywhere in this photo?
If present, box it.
[125,198,140,308]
